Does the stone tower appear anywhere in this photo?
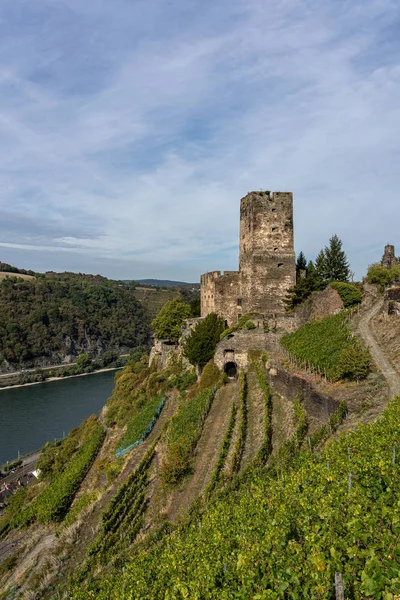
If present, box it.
[381,244,399,270]
[200,190,296,325]
[239,191,295,315]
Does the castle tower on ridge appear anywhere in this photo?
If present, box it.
[200,191,296,325]
[381,244,399,270]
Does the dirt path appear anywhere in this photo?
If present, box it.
[241,370,265,470]
[168,382,238,522]
[357,298,400,398]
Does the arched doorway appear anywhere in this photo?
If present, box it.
[224,361,237,378]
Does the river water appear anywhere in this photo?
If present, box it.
[0,371,117,465]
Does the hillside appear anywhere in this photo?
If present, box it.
[0,291,398,598]
[132,286,180,319]
[132,279,200,289]
[0,272,151,371]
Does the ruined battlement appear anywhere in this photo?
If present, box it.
[201,190,296,326]
[382,244,400,270]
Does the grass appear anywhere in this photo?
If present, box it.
[116,395,164,453]
[0,271,34,281]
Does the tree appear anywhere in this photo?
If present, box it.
[76,353,91,370]
[151,298,192,342]
[189,297,201,317]
[296,251,307,271]
[315,249,327,280]
[284,271,325,310]
[323,234,350,282]
[366,263,400,289]
[183,313,225,370]
[336,341,371,381]
[307,260,315,274]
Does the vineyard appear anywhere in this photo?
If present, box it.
[231,371,247,473]
[0,423,105,538]
[116,395,164,456]
[205,402,237,496]
[68,395,400,599]
[161,387,216,484]
[281,312,371,381]
[253,361,273,463]
[81,442,157,574]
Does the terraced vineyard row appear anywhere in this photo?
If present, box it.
[69,394,400,599]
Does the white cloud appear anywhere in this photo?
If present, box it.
[0,0,399,279]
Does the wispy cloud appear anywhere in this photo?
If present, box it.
[0,0,399,279]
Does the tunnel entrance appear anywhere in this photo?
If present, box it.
[224,362,237,378]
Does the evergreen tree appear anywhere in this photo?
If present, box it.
[306,260,315,275]
[296,251,307,271]
[324,234,350,282]
[285,269,325,310]
[315,250,327,280]
[183,313,225,369]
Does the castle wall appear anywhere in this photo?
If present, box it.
[201,270,241,325]
[200,271,220,318]
[269,367,338,426]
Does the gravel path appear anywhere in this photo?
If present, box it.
[357,298,400,398]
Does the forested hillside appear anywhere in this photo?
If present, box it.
[0,272,151,368]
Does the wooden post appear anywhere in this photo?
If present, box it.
[335,572,344,600]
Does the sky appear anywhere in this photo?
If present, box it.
[0,0,399,282]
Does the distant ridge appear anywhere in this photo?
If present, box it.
[129,279,199,288]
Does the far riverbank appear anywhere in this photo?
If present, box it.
[0,366,122,392]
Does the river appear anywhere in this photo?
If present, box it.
[0,371,117,465]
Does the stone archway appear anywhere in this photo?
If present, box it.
[224,361,237,378]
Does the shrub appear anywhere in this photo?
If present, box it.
[220,313,263,339]
[76,353,91,370]
[198,360,221,390]
[366,263,400,289]
[337,342,371,381]
[329,281,362,307]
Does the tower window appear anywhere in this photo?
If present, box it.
[271,208,276,212]
[272,227,278,232]
[237,298,242,307]
[277,263,283,268]
[274,247,278,252]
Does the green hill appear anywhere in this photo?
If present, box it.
[0,293,397,599]
[0,271,151,368]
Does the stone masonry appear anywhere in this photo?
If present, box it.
[381,244,400,270]
[201,191,296,325]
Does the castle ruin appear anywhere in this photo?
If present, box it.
[381,244,400,270]
[201,191,296,325]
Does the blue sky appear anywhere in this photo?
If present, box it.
[0,0,399,281]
